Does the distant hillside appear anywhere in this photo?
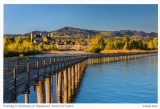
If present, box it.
[4,26,158,38]
[50,27,99,38]
[49,27,157,38]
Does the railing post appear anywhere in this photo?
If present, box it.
[49,58,52,75]
[16,58,19,74]
[36,59,39,82]
[23,59,30,103]
[27,60,30,89]
[44,58,46,78]
[12,69,17,103]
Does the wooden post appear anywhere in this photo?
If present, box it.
[12,69,17,103]
[75,64,78,90]
[27,60,30,90]
[113,57,115,61]
[37,81,43,103]
[24,93,29,103]
[36,60,39,82]
[79,63,81,81]
[125,56,127,60]
[68,67,71,103]
[50,76,54,103]
[104,57,106,63]
[23,60,30,103]
[108,57,110,62]
[92,58,94,64]
[77,63,80,84]
[63,69,68,103]
[71,65,75,96]
[49,58,52,75]
[43,58,46,78]
[56,72,62,103]
[45,77,51,103]
[97,58,99,63]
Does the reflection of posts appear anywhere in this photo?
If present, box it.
[37,81,43,103]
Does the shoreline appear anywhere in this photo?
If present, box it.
[41,50,88,54]
[41,50,158,54]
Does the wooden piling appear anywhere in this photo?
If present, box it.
[71,65,75,96]
[56,71,62,103]
[68,67,71,102]
[24,94,29,103]
[63,69,68,103]
[108,57,110,62]
[12,69,17,103]
[45,77,51,103]
[37,81,43,103]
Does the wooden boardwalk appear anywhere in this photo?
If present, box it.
[3,51,157,103]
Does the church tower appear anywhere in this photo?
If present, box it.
[30,32,33,42]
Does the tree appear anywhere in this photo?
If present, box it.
[105,41,115,50]
[123,42,130,50]
[38,42,43,51]
[148,40,154,50]
[123,34,130,43]
[85,34,105,53]
[153,37,158,49]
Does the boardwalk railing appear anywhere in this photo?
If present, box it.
[3,51,157,103]
[4,56,87,103]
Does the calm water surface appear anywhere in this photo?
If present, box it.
[17,55,158,103]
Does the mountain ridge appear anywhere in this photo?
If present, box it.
[4,26,158,38]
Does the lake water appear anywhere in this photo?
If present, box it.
[17,55,158,103]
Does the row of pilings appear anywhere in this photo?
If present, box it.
[32,60,87,103]
[4,52,157,103]
[7,59,88,103]
[56,60,87,103]
[88,53,157,65]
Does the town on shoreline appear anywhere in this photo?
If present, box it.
[3,27,158,57]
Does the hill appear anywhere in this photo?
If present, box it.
[4,26,158,38]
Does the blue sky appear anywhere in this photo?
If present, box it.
[4,4,158,34]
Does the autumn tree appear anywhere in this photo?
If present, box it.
[85,34,105,53]
[153,37,158,49]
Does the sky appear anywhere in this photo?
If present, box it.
[4,4,158,34]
